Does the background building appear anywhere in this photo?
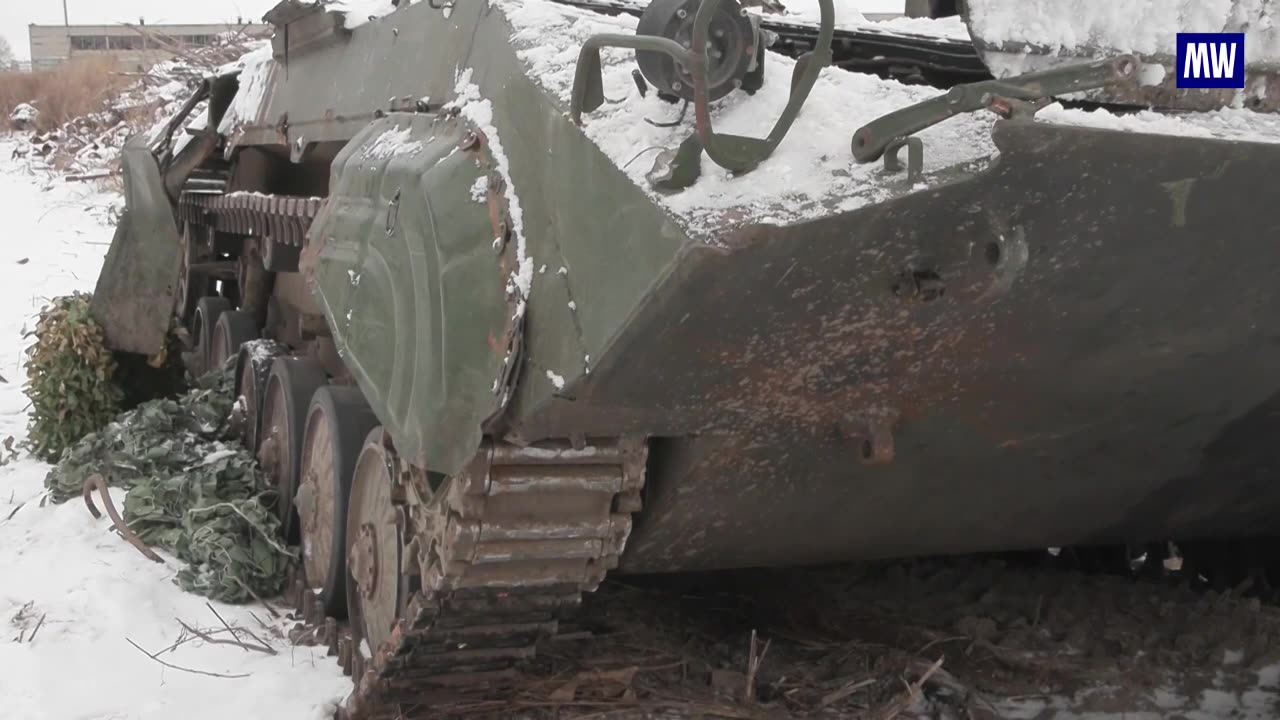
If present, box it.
[28,21,272,71]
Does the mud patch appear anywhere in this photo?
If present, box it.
[502,558,1280,719]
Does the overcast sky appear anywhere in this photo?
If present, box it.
[2,0,279,60]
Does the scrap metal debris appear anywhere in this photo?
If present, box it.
[81,471,163,564]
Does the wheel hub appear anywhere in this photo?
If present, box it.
[257,435,279,476]
[350,524,380,601]
[635,0,762,103]
[347,431,404,656]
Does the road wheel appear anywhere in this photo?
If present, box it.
[233,339,288,453]
[189,296,231,378]
[258,357,327,543]
[176,222,215,328]
[296,386,380,618]
[209,310,259,376]
[346,427,406,656]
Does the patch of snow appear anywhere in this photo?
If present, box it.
[545,370,566,389]
[246,339,282,364]
[470,176,488,203]
[870,15,970,40]
[765,0,872,30]
[330,0,403,29]
[212,40,271,78]
[224,190,325,201]
[521,445,599,459]
[171,110,209,157]
[965,0,1280,62]
[0,141,351,720]
[848,0,909,13]
[493,0,999,241]
[9,103,38,124]
[772,0,970,39]
[218,43,276,137]
[1139,61,1168,87]
[1037,102,1280,143]
[360,125,425,160]
[199,448,240,466]
[448,69,535,318]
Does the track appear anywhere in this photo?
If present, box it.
[335,437,649,719]
[266,429,649,719]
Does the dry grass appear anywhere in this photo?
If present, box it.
[0,57,131,132]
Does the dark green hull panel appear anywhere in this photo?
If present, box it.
[594,122,1280,571]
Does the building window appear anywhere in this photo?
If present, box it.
[181,34,217,47]
[70,35,108,51]
[108,36,142,50]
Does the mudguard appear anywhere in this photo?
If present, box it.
[306,113,521,476]
[90,136,183,356]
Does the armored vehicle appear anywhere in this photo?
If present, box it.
[91,0,1280,716]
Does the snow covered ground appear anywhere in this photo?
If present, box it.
[0,143,350,720]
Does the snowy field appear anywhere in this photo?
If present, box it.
[0,142,350,720]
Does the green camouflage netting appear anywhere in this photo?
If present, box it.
[24,293,125,463]
[44,360,296,604]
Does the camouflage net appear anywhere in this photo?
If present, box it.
[23,293,125,463]
[43,360,296,604]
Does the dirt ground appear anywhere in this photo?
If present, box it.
[452,554,1280,719]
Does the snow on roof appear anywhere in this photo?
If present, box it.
[211,39,272,79]
[493,0,998,240]
[965,0,1280,61]
[329,0,403,29]
[217,43,275,136]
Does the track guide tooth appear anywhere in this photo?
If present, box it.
[326,617,339,656]
[487,464,622,495]
[476,517,613,542]
[470,538,603,564]
[339,634,354,676]
[490,440,626,465]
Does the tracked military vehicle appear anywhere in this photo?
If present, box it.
[91,0,1280,716]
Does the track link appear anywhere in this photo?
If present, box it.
[326,436,648,719]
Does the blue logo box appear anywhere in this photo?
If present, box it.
[1176,33,1245,88]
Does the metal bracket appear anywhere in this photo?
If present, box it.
[570,0,835,190]
[883,136,923,184]
[851,54,1140,165]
